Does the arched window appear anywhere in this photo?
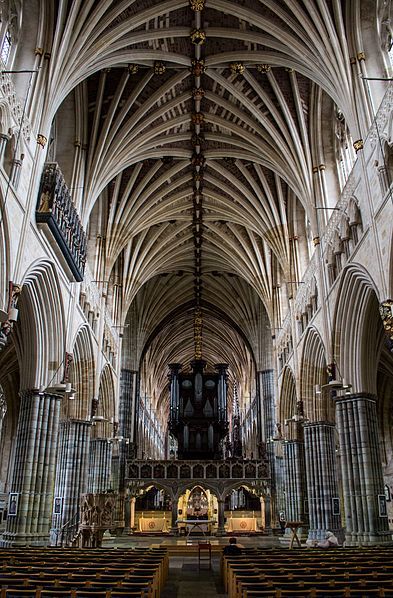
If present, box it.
[1,30,12,65]
[0,1,20,69]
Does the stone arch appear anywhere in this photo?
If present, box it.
[69,324,95,421]
[389,223,393,298]
[300,327,330,423]
[95,364,115,438]
[177,479,221,501]
[0,193,10,309]
[279,366,297,440]
[332,264,383,395]
[0,100,12,137]
[16,260,65,390]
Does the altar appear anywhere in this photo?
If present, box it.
[226,516,258,532]
[176,519,216,536]
[138,514,169,533]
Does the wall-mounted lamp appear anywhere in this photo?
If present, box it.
[108,435,130,445]
[321,379,352,393]
[91,415,108,422]
[8,307,18,322]
[285,414,309,425]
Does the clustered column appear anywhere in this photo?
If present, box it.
[1,390,62,546]
[118,369,139,485]
[216,499,226,536]
[259,369,275,442]
[50,419,91,545]
[304,422,341,541]
[283,440,308,529]
[259,369,278,523]
[335,393,390,545]
[88,438,112,493]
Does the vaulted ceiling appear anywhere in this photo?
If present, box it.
[48,0,359,410]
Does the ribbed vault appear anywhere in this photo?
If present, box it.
[43,0,374,426]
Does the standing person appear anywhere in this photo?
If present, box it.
[223,537,242,555]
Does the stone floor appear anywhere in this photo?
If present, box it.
[102,534,285,597]
[161,555,226,597]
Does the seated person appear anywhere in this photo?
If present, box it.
[308,530,339,548]
[223,537,242,555]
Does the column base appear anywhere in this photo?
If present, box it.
[0,531,50,547]
[215,527,226,537]
[344,531,393,546]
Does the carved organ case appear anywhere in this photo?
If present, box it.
[169,360,228,459]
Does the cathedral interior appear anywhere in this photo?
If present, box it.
[1,0,393,557]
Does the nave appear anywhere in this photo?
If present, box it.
[1,0,393,569]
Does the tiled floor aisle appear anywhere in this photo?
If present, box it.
[161,555,227,597]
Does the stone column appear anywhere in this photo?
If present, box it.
[260,496,265,529]
[259,369,278,524]
[130,496,136,530]
[216,499,226,536]
[264,493,272,530]
[335,393,391,545]
[88,438,113,493]
[304,422,341,542]
[119,369,139,446]
[1,390,62,546]
[171,496,178,534]
[50,419,91,545]
[283,440,308,531]
[0,134,10,160]
[10,158,22,188]
[259,369,275,442]
[119,369,138,488]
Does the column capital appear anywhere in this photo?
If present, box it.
[332,392,377,404]
[303,420,336,429]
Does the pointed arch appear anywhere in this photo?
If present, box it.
[300,327,331,423]
[16,260,65,390]
[95,364,115,438]
[332,264,384,395]
[69,324,95,421]
[0,190,10,309]
[279,366,297,440]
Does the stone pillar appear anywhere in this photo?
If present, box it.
[50,419,91,545]
[283,440,308,531]
[264,493,272,530]
[171,496,178,534]
[119,369,139,446]
[260,496,265,529]
[10,157,22,188]
[88,438,113,493]
[304,422,342,542]
[119,369,138,490]
[130,496,136,530]
[259,369,278,524]
[0,134,10,160]
[216,499,226,536]
[259,369,275,442]
[1,390,62,546]
[335,393,392,545]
